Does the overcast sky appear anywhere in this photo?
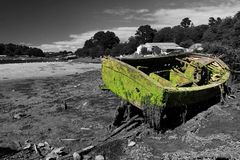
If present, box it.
[0,0,239,52]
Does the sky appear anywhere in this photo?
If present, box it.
[0,0,240,52]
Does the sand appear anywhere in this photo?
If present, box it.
[0,62,101,81]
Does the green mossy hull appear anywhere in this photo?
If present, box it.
[101,54,230,110]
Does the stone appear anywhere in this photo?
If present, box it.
[0,141,21,153]
[83,155,91,160]
[45,152,58,160]
[83,101,88,106]
[80,127,91,130]
[95,155,104,160]
[37,142,45,148]
[13,113,27,119]
[128,141,136,147]
[44,141,53,151]
[73,152,81,160]
[168,134,178,140]
[51,147,65,155]
[23,142,32,150]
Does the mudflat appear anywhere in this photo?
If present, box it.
[1,62,240,159]
[0,61,101,80]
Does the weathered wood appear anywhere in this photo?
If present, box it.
[104,115,139,142]
[59,145,95,160]
[102,54,230,111]
[59,115,140,160]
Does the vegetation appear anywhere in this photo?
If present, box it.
[75,31,120,58]
[74,17,209,57]
[0,43,45,57]
[1,11,240,70]
[74,11,239,56]
[74,11,240,72]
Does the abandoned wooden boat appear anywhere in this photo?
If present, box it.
[101,53,230,129]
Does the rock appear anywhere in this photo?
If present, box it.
[38,142,45,148]
[13,113,27,119]
[45,152,59,160]
[33,144,42,156]
[128,141,136,147]
[23,142,32,150]
[73,152,81,160]
[168,134,178,140]
[44,141,53,151]
[45,147,65,160]
[80,127,91,130]
[74,84,81,88]
[51,147,65,155]
[51,102,67,112]
[0,141,21,154]
[82,101,88,107]
[95,155,104,160]
[83,155,91,160]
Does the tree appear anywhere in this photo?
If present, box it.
[27,48,45,57]
[0,44,5,55]
[193,25,209,42]
[135,25,157,44]
[172,25,185,44]
[233,20,240,35]
[208,17,217,26]
[153,27,174,42]
[80,31,120,57]
[103,31,120,50]
[110,43,127,56]
[75,48,90,57]
[180,17,192,28]
[180,39,194,48]
[202,27,218,42]
[233,11,240,21]
[124,36,140,54]
[84,39,95,48]
[92,31,120,50]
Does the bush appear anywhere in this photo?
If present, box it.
[202,42,240,70]
[179,39,194,48]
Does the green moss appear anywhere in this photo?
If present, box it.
[101,56,230,109]
[102,57,166,109]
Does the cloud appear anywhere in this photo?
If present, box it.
[37,0,240,52]
[152,4,240,27]
[35,27,137,52]
[103,8,149,16]
[34,31,96,52]
[19,42,33,46]
[125,0,240,28]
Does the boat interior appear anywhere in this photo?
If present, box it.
[119,54,224,88]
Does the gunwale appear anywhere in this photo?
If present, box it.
[110,53,230,92]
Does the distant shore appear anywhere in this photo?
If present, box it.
[0,57,101,64]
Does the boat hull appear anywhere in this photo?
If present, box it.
[101,53,230,110]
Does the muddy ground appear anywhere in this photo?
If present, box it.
[1,64,240,159]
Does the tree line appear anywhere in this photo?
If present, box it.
[75,11,240,61]
[0,43,45,57]
[1,11,240,62]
